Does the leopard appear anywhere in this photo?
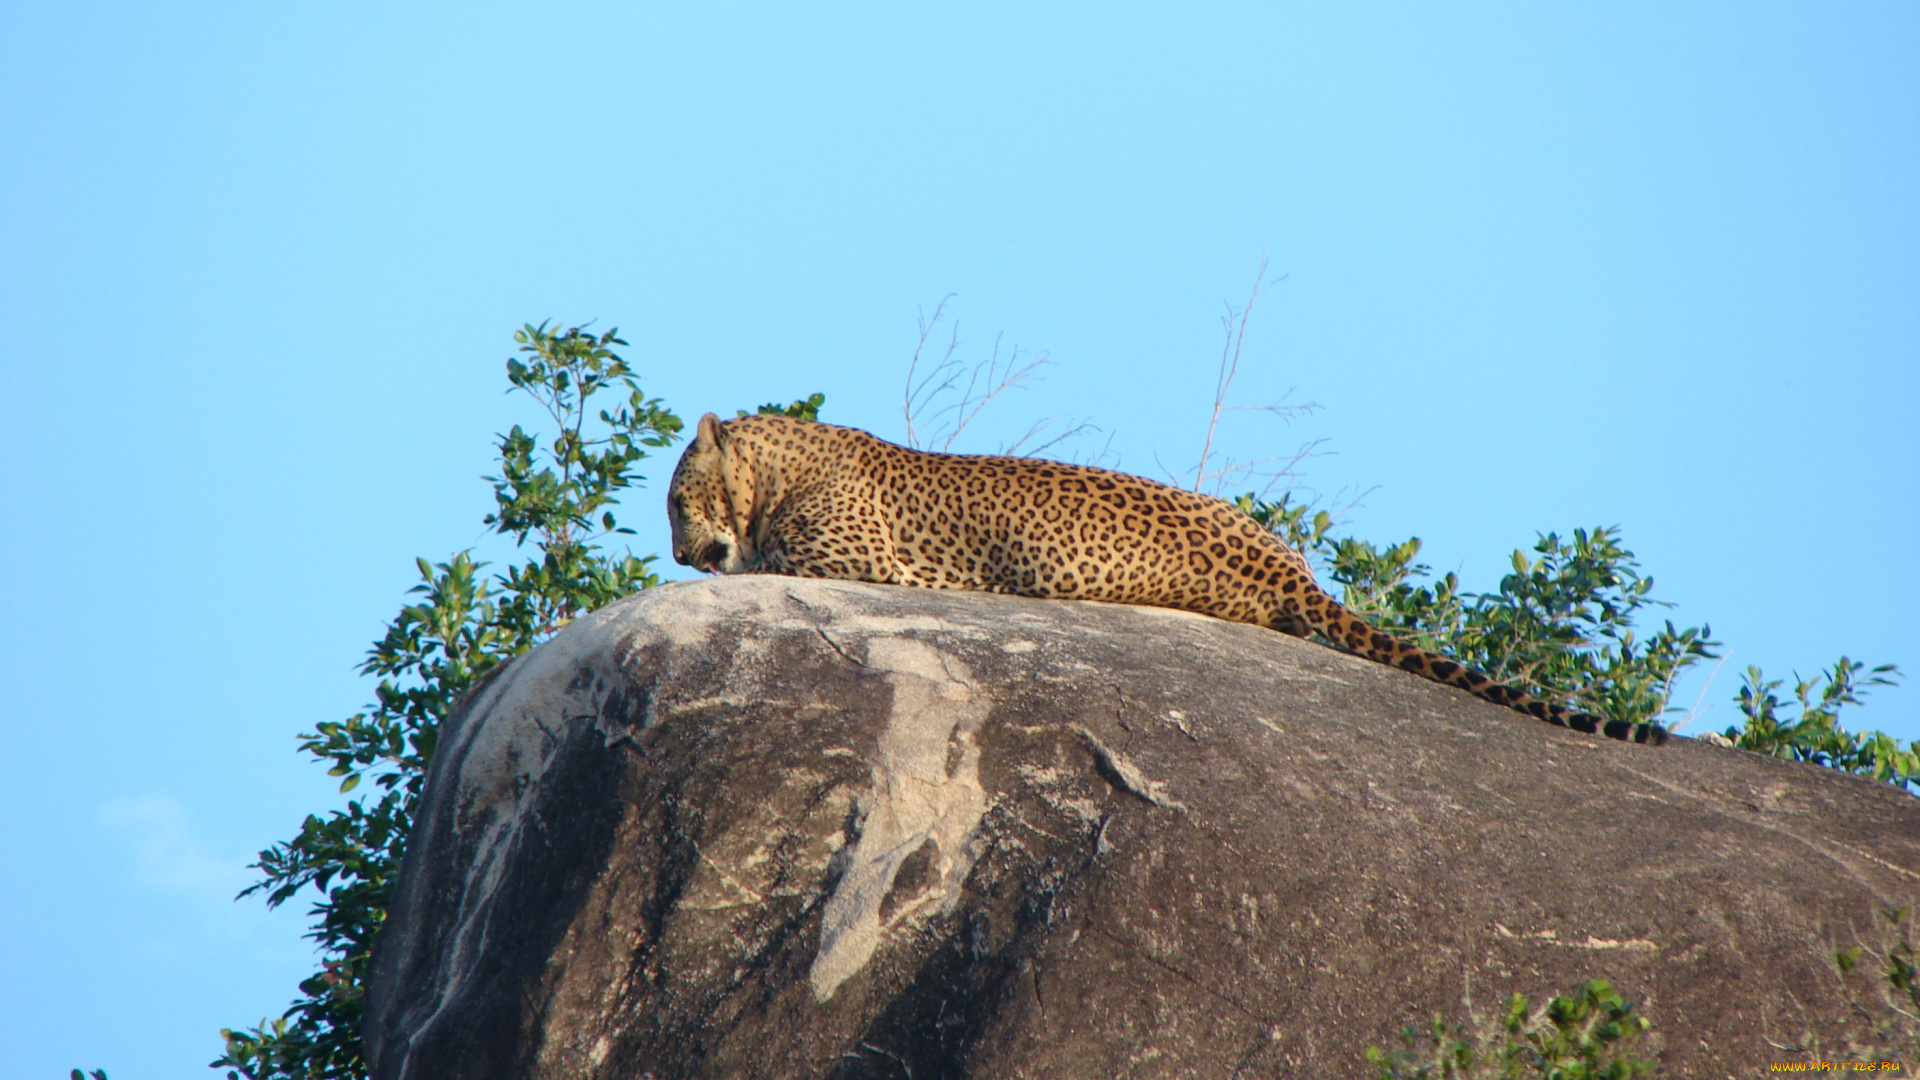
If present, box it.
[667,412,1666,745]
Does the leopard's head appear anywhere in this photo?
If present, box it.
[668,413,756,574]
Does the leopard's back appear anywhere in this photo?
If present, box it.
[844,444,1313,620]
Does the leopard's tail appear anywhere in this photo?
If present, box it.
[1297,592,1668,746]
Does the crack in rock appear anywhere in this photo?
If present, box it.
[1078,727,1187,810]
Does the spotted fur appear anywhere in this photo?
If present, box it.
[667,413,1666,745]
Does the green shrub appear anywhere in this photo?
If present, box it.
[214,324,684,1079]
[1725,660,1913,792]
[1830,902,1920,1060]
[1366,979,1655,1080]
[1239,495,1910,792]
[1238,496,1719,731]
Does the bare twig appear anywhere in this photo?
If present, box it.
[899,298,1096,458]
[1008,416,1097,459]
[1670,650,1731,734]
[1067,429,1120,469]
[902,296,961,449]
[939,333,1052,451]
[1192,435,1327,499]
[1195,254,1269,492]
[1184,255,1323,498]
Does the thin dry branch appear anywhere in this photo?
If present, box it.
[1670,651,1732,734]
[902,296,962,449]
[938,333,1053,451]
[1195,253,1271,492]
[1183,255,1324,497]
[900,299,1090,457]
[1192,436,1327,499]
[1005,415,1098,459]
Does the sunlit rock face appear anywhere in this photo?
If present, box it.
[365,576,1920,1079]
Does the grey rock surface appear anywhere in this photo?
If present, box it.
[365,576,1920,1078]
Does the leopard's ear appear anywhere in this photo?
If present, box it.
[694,412,725,453]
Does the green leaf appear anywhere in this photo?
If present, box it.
[1838,945,1863,973]
[748,392,827,421]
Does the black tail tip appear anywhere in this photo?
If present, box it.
[1600,717,1669,745]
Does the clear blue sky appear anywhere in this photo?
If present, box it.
[3,2,1914,1075]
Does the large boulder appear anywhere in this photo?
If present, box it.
[365,576,1920,1078]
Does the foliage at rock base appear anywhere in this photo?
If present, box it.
[1825,902,1920,1062]
[1365,980,1655,1080]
